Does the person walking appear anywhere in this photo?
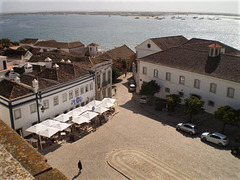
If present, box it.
[78,160,82,173]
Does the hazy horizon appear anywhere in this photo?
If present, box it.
[1,0,239,15]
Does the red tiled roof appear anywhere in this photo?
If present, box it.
[139,45,240,83]
[0,79,33,100]
[34,40,84,49]
[97,44,135,60]
[150,35,188,50]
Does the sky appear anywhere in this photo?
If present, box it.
[0,0,239,15]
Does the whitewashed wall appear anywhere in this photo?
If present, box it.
[135,39,161,58]
[9,75,94,137]
[138,61,240,114]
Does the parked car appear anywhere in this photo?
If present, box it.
[139,95,150,104]
[176,123,198,135]
[201,132,229,146]
[128,79,136,92]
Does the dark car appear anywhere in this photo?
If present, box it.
[128,79,136,92]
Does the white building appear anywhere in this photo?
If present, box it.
[135,35,187,58]
[134,37,240,114]
[0,59,95,137]
[0,56,7,71]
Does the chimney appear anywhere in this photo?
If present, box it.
[45,57,52,68]
[208,43,222,57]
[14,76,20,83]
[53,63,59,70]
[32,79,39,93]
[24,63,33,73]
[9,68,18,80]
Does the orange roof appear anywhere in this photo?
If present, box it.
[208,43,222,48]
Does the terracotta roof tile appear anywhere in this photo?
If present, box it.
[20,38,40,45]
[139,46,240,83]
[150,35,188,50]
[0,79,33,100]
[34,40,84,49]
[97,44,135,60]
[0,119,68,179]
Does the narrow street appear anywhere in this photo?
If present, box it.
[45,73,240,180]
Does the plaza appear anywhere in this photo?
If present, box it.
[45,73,240,180]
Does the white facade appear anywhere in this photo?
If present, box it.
[136,60,240,114]
[92,61,112,100]
[135,39,161,58]
[0,75,95,137]
[0,56,7,71]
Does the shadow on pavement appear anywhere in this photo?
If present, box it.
[120,93,240,148]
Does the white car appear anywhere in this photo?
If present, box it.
[139,95,150,104]
[201,132,229,146]
[176,123,198,135]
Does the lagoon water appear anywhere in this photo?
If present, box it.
[0,14,239,50]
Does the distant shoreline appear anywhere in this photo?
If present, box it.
[1,11,240,17]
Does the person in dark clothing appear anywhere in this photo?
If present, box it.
[78,160,82,173]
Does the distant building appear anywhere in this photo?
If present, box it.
[19,38,41,46]
[97,44,135,70]
[134,37,240,114]
[33,40,85,54]
[135,35,188,58]
[0,56,7,71]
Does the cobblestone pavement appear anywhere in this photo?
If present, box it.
[106,148,191,180]
[45,73,240,180]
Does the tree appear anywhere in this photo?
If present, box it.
[112,63,121,82]
[184,96,204,122]
[140,80,160,97]
[214,106,239,133]
[112,58,127,82]
[166,94,181,112]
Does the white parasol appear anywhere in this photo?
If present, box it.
[39,127,60,138]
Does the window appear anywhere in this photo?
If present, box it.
[147,43,151,48]
[90,83,93,90]
[165,88,170,93]
[30,103,37,114]
[43,100,49,109]
[194,79,201,89]
[62,93,67,102]
[166,72,171,81]
[178,92,184,97]
[14,109,21,120]
[75,88,79,97]
[97,75,100,89]
[208,101,215,107]
[153,69,158,78]
[53,96,59,106]
[90,47,92,51]
[227,87,234,98]
[103,72,106,83]
[80,87,84,95]
[108,71,111,82]
[69,91,73,100]
[210,83,217,93]
[179,76,185,85]
[143,67,147,75]
[85,84,89,92]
